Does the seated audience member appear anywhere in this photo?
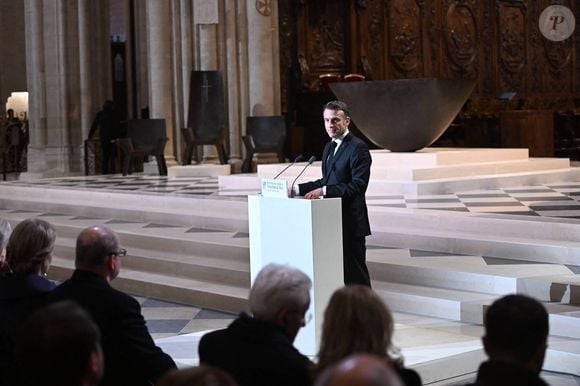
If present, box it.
[52,225,176,386]
[0,218,56,386]
[199,263,314,386]
[465,294,549,386]
[156,365,238,386]
[316,286,421,386]
[0,217,12,272]
[15,300,104,386]
[315,354,403,386]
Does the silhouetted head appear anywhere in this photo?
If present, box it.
[102,100,114,111]
[315,354,403,386]
[15,301,103,386]
[483,294,549,374]
[156,365,238,386]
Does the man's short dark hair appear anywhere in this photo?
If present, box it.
[15,301,102,386]
[323,100,350,118]
[484,294,548,362]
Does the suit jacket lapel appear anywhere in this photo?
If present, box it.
[324,133,351,181]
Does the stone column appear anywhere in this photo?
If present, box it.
[244,0,282,167]
[145,0,176,166]
[222,0,247,169]
[246,0,281,115]
[24,0,110,179]
[169,0,195,163]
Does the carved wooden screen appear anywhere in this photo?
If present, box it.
[280,0,580,152]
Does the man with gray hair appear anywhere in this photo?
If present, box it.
[52,225,176,386]
[199,263,313,386]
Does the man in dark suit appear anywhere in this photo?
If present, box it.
[298,100,372,286]
[52,225,176,386]
[199,263,313,386]
[466,294,549,386]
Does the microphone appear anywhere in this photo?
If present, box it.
[274,154,303,179]
[290,155,316,197]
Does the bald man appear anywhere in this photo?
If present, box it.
[315,354,403,386]
[52,225,176,386]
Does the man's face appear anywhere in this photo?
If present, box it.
[283,300,310,343]
[323,108,350,139]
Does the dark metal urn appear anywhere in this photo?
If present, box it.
[329,78,476,152]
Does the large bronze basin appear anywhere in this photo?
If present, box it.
[329,78,475,152]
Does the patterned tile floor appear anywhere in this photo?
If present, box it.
[134,297,236,340]
[7,173,580,220]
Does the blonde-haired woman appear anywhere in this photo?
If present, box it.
[315,285,422,386]
[0,218,56,386]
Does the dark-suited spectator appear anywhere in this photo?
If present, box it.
[156,365,237,386]
[199,263,314,386]
[465,294,549,386]
[316,286,421,386]
[315,354,403,386]
[89,100,121,174]
[0,217,12,272]
[15,300,104,386]
[52,224,176,386]
[0,218,56,386]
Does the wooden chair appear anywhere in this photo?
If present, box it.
[117,119,168,176]
[181,126,228,165]
[242,116,286,173]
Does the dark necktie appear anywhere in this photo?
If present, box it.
[327,141,337,167]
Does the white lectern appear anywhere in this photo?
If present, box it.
[247,195,344,357]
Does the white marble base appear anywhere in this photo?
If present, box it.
[169,164,231,178]
[223,148,579,194]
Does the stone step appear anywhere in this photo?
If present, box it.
[53,240,250,288]
[370,224,580,265]
[0,210,250,262]
[549,309,580,340]
[370,207,580,243]
[366,167,580,195]
[373,158,570,182]
[372,281,497,323]
[374,280,580,341]
[49,257,248,313]
[367,252,573,295]
[0,184,249,231]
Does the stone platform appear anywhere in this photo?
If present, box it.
[220,148,580,195]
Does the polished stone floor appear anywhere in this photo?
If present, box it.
[7,171,580,385]
[9,173,580,219]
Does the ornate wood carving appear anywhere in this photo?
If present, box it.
[388,0,423,77]
[481,2,493,94]
[443,0,478,77]
[361,0,383,79]
[496,1,527,91]
[280,0,579,126]
[306,2,346,71]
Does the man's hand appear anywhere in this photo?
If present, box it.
[304,188,324,200]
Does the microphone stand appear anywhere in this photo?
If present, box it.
[273,154,304,179]
[290,156,316,197]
